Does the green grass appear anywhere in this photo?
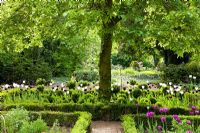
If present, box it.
[112,68,161,84]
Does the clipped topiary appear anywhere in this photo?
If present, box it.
[150,97,157,104]
[132,88,142,98]
[130,80,137,85]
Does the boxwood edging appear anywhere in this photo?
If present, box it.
[71,112,92,133]
[121,115,138,133]
[0,103,190,120]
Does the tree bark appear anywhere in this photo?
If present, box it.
[99,29,113,100]
[99,0,121,100]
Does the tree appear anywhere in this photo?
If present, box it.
[0,0,121,99]
[1,0,200,100]
[145,1,200,64]
[114,0,200,66]
[0,1,100,82]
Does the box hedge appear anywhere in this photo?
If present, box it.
[0,103,190,120]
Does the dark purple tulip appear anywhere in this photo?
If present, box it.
[159,108,169,113]
[161,116,166,123]
[186,120,192,125]
[172,114,182,124]
[153,105,157,110]
[146,111,155,118]
[186,130,192,133]
[191,106,196,111]
[172,114,178,119]
[195,110,199,115]
[189,111,194,115]
[136,103,139,108]
[157,125,162,131]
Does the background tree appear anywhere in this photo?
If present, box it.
[0,0,200,99]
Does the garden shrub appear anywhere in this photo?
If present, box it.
[168,107,189,115]
[78,93,98,104]
[132,89,142,98]
[0,55,52,84]
[121,115,138,133]
[0,109,90,133]
[78,80,90,87]
[67,80,76,89]
[74,70,99,82]
[130,61,142,71]
[36,78,46,85]
[149,97,157,104]
[71,90,82,103]
[37,85,45,92]
[30,111,79,126]
[162,62,200,83]
[19,119,48,133]
[0,108,29,133]
[0,108,51,133]
[111,53,132,67]
[111,84,120,94]
[130,80,137,85]
[139,98,150,106]
[115,91,129,104]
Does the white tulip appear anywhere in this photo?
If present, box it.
[193,76,197,80]
[180,91,184,94]
[142,85,145,89]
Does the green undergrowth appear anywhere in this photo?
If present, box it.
[0,109,91,133]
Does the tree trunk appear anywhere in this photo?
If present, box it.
[99,29,113,100]
[99,0,121,100]
[164,50,191,66]
[156,41,191,66]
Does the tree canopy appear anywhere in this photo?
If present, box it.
[0,0,200,99]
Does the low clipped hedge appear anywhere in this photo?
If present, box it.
[121,115,138,133]
[71,112,92,133]
[0,111,92,133]
[30,111,79,127]
[0,103,190,120]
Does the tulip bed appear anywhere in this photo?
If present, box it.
[122,114,200,133]
[0,80,200,132]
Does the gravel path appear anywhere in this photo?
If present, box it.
[90,121,123,133]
